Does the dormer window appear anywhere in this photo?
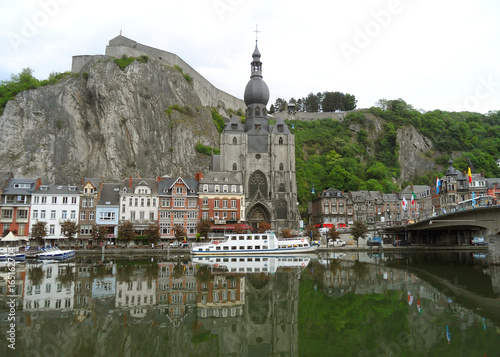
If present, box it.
[278,124,284,132]
[215,185,220,193]
[231,124,238,130]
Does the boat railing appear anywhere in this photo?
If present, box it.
[191,237,228,248]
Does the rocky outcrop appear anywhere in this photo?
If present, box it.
[0,58,221,183]
[397,125,437,183]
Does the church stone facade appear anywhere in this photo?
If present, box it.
[213,42,299,233]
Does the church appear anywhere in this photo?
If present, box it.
[213,41,299,233]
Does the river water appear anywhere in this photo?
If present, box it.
[1,250,499,356]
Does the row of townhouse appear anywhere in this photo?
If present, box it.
[309,160,500,229]
[0,171,245,243]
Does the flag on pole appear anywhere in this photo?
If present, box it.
[468,167,472,184]
[436,177,441,193]
[402,196,408,210]
[411,191,416,205]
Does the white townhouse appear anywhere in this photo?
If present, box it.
[30,184,80,243]
[119,177,159,234]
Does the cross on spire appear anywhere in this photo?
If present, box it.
[253,25,260,42]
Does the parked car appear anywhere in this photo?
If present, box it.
[311,240,322,246]
[170,241,189,248]
[367,237,383,247]
[330,239,346,247]
[393,240,411,247]
[470,237,488,246]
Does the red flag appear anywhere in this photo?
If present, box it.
[468,167,472,184]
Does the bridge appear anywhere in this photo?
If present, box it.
[384,206,500,245]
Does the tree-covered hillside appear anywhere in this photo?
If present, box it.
[289,99,500,216]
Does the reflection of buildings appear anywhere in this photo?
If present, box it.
[157,261,198,325]
[116,272,156,318]
[24,263,75,312]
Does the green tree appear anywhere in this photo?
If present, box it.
[327,227,340,246]
[344,93,357,111]
[92,224,107,246]
[30,221,47,246]
[173,224,185,243]
[304,92,320,112]
[118,220,136,243]
[197,220,212,240]
[61,220,78,248]
[145,223,160,243]
[350,220,368,247]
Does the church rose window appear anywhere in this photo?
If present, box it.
[249,172,267,199]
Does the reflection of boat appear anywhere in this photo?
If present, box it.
[192,255,312,273]
[37,247,75,260]
[191,232,317,255]
[0,247,26,261]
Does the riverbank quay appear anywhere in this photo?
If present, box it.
[65,244,491,257]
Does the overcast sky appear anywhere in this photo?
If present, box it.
[1,0,499,114]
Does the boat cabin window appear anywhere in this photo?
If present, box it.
[255,245,260,250]
[239,258,245,262]
[254,235,259,240]
[263,246,268,249]
[239,236,244,240]
[231,258,237,262]
[231,246,237,250]
[255,258,260,262]
[247,236,252,240]
[247,246,253,250]
[231,236,237,240]
[223,258,229,262]
[216,247,221,250]
[223,246,229,250]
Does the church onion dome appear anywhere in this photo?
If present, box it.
[244,42,270,106]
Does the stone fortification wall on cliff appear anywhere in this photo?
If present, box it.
[72,36,245,113]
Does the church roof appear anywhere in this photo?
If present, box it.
[244,42,269,106]
[270,116,291,135]
[225,115,244,131]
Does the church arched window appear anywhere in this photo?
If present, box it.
[279,163,284,171]
[249,171,267,199]
[247,108,253,116]
[279,137,284,145]
[279,183,286,192]
[255,107,261,116]
[233,137,237,145]
[233,163,237,170]
[277,200,287,219]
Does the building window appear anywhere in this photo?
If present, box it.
[223,185,228,193]
[49,224,55,235]
[50,210,56,219]
[223,200,228,208]
[277,200,287,219]
[278,125,284,133]
[71,197,77,204]
[231,185,237,193]
[89,211,95,220]
[174,198,184,207]
[214,200,220,208]
[233,163,237,170]
[233,137,237,144]
[279,136,284,145]
[231,199,236,208]
[80,212,86,220]
[61,210,67,219]
[203,185,208,192]
[33,210,38,219]
[279,163,284,171]
[40,210,46,219]
[63,197,68,204]
[52,196,57,204]
[215,185,220,193]
[203,198,208,206]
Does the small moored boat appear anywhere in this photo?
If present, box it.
[36,247,75,260]
[191,232,317,255]
[0,247,26,261]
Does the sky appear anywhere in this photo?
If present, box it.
[1,0,499,114]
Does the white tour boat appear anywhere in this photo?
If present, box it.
[191,232,318,255]
[192,255,313,273]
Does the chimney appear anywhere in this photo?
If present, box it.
[129,176,132,188]
[195,171,204,182]
[35,178,42,189]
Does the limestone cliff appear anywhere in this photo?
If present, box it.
[397,125,437,183]
[0,58,222,183]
